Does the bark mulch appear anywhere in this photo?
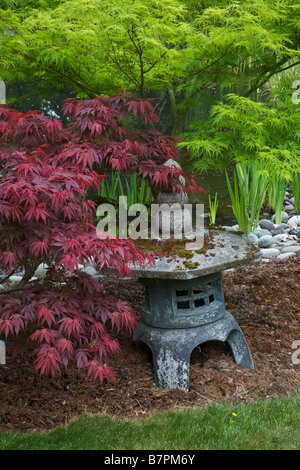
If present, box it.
[0,255,299,433]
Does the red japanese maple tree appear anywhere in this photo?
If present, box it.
[0,91,202,383]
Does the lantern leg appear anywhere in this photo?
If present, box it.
[134,322,192,391]
[225,328,254,370]
[134,311,254,392]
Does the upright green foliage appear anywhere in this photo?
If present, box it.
[208,193,218,225]
[292,174,300,214]
[268,175,288,224]
[226,163,269,234]
[99,171,153,207]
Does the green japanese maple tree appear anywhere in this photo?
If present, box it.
[1,0,299,136]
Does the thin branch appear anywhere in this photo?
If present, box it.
[106,51,140,88]
[274,59,300,75]
[0,269,15,284]
[0,286,27,296]
[128,26,145,98]
[144,52,167,74]
[18,52,100,96]
[243,57,300,98]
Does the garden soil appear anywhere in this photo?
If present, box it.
[0,255,299,433]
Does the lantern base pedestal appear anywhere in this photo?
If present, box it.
[134,311,254,392]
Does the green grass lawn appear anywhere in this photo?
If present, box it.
[0,392,299,450]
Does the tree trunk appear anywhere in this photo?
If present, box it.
[171,108,188,137]
[168,88,188,137]
[16,262,40,288]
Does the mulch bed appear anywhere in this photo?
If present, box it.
[0,255,299,433]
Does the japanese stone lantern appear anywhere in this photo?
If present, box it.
[131,229,260,391]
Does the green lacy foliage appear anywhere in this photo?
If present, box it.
[0,0,299,135]
[180,90,300,180]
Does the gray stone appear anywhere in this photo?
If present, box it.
[8,275,23,283]
[222,225,236,232]
[290,197,295,205]
[82,266,98,276]
[156,191,188,207]
[260,248,280,258]
[288,215,300,226]
[163,159,186,186]
[272,212,289,223]
[277,252,296,260]
[34,268,48,278]
[288,229,300,236]
[252,230,262,238]
[247,233,259,243]
[281,245,300,254]
[272,226,286,236]
[273,233,297,243]
[256,229,272,237]
[257,235,274,248]
[259,219,275,231]
[284,204,295,213]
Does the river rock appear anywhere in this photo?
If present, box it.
[272,226,286,236]
[277,252,296,260]
[247,233,259,243]
[222,225,240,232]
[163,159,186,187]
[288,229,300,236]
[34,268,48,278]
[257,235,274,248]
[284,204,295,213]
[273,233,297,243]
[8,275,23,283]
[288,215,300,226]
[280,245,300,254]
[272,212,289,223]
[259,219,275,231]
[82,266,98,277]
[255,229,273,237]
[260,248,281,258]
[156,191,188,206]
[252,230,262,238]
